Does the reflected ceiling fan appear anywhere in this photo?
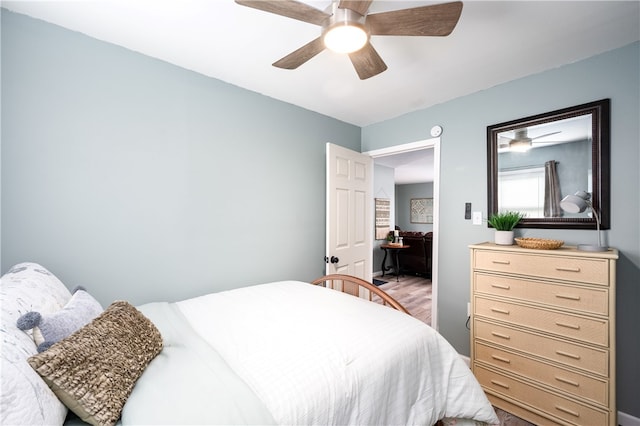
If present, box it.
[499,129,562,152]
[235,0,463,80]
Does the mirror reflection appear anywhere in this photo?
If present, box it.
[487,99,610,229]
[497,115,592,218]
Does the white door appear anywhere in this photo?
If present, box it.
[325,143,373,296]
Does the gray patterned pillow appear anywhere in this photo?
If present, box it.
[17,287,104,352]
[27,301,163,426]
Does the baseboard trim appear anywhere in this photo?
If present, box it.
[619,411,640,426]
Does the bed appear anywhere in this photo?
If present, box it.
[1,263,499,426]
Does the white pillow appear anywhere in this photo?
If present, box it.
[1,262,72,425]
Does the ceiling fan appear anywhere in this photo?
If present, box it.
[499,129,562,152]
[235,0,463,80]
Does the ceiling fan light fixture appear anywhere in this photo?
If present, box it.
[323,23,368,53]
[509,139,532,152]
[322,3,368,54]
[508,129,533,152]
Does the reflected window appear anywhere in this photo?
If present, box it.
[498,166,544,217]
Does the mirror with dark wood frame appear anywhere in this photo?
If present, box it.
[487,99,610,229]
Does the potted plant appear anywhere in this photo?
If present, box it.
[386,230,400,245]
[386,231,395,243]
[487,211,525,245]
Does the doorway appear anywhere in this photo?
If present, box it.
[364,138,440,329]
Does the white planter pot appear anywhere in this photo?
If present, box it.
[494,230,514,245]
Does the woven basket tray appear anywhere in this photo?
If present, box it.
[515,237,564,250]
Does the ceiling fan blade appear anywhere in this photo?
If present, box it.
[531,131,562,141]
[366,1,463,36]
[338,0,373,16]
[235,0,329,26]
[272,37,326,69]
[348,43,388,80]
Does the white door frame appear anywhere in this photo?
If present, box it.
[363,137,441,330]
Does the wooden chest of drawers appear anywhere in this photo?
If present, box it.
[469,242,618,425]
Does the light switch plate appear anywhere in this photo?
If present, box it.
[472,211,482,225]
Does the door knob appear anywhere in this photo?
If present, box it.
[330,256,339,264]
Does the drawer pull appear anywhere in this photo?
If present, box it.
[492,260,511,265]
[555,405,580,418]
[555,266,581,273]
[556,350,581,360]
[491,307,510,315]
[555,321,581,330]
[491,332,511,340]
[490,379,510,389]
[555,293,581,301]
[555,376,580,387]
[491,355,511,364]
[491,283,511,290]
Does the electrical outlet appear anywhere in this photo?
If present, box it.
[472,211,482,225]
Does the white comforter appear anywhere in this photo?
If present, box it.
[176,281,499,426]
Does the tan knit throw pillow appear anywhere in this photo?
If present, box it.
[28,301,163,426]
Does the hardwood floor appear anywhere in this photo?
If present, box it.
[372,273,432,325]
[371,273,534,426]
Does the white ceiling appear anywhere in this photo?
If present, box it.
[3,0,638,128]
[374,149,435,184]
[2,0,638,184]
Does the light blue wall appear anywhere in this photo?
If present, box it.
[396,183,434,232]
[362,42,640,417]
[1,10,360,305]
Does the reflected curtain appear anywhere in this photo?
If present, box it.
[544,160,562,217]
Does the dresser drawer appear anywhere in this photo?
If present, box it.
[474,319,608,376]
[474,273,608,316]
[474,342,608,405]
[474,296,608,346]
[475,365,608,426]
[474,251,609,286]
[485,394,564,426]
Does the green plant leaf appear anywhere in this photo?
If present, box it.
[487,211,525,231]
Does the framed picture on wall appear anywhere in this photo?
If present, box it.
[410,198,433,224]
[375,198,391,239]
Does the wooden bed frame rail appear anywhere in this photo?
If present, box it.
[311,274,410,315]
